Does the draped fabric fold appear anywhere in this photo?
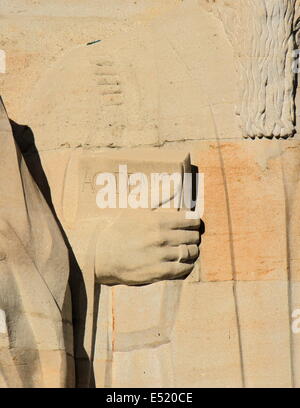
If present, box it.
[0,97,73,387]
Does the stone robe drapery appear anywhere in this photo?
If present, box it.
[0,97,74,387]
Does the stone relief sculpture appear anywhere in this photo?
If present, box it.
[2,0,300,388]
[0,98,200,387]
[0,99,72,387]
[205,0,299,138]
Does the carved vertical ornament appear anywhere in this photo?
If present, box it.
[206,0,299,138]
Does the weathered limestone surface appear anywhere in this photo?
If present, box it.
[2,0,300,387]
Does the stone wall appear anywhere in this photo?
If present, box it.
[2,0,300,387]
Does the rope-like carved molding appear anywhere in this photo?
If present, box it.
[202,0,299,139]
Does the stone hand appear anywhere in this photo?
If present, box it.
[95,210,201,285]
